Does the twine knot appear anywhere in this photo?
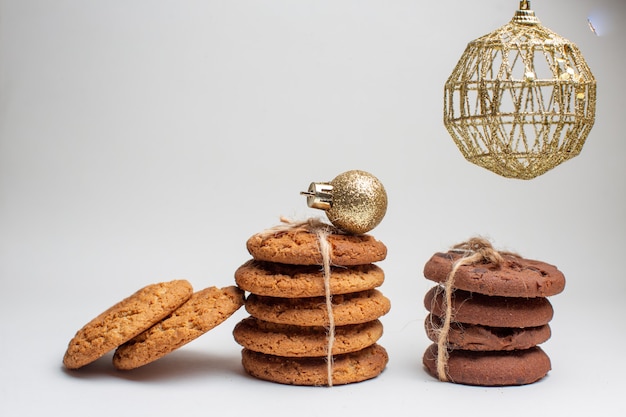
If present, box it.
[258,216,339,239]
[450,237,505,267]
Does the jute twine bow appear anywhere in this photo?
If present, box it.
[435,237,515,382]
[259,217,339,386]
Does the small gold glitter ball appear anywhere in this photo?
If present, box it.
[301,170,387,235]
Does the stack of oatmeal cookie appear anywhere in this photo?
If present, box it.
[233,225,390,385]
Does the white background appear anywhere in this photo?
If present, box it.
[1,1,624,416]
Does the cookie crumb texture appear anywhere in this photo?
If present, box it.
[63,280,193,370]
[235,227,390,385]
[421,249,565,386]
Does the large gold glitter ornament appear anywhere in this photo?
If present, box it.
[443,1,596,179]
[301,170,387,235]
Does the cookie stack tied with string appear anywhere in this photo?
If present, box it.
[421,238,566,386]
[233,170,391,386]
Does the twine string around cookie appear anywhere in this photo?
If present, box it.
[315,226,336,387]
[435,237,508,382]
[260,217,338,386]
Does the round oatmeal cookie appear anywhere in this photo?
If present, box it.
[233,316,383,357]
[241,343,388,386]
[423,251,565,298]
[424,286,553,328]
[235,260,385,298]
[423,344,551,386]
[424,314,551,351]
[113,286,244,370]
[246,229,386,266]
[63,280,193,370]
[245,289,391,326]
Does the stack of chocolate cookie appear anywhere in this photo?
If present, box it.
[233,226,391,385]
[421,250,565,386]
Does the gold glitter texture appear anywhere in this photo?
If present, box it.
[443,1,596,180]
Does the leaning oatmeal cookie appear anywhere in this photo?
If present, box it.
[113,286,244,370]
[63,280,193,369]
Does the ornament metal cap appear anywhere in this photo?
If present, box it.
[302,182,334,211]
[512,0,539,25]
[300,170,387,235]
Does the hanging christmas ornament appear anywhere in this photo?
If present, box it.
[301,170,387,235]
[443,1,596,180]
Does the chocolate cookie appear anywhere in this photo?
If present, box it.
[113,286,244,370]
[245,289,391,326]
[246,230,387,266]
[63,280,193,370]
[233,316,383,357]
[423,251,565,298]
[235,260,385,298]
[425,314,551,351]
[423,344,551,386]
[424,286,553,328]
[241,344,388,386]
